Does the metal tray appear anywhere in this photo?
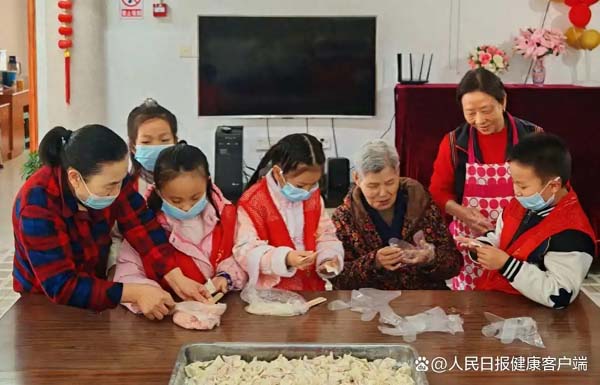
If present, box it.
[169,342,428,385]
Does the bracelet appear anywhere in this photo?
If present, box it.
[217,272,234,290]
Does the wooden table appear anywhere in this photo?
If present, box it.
[0,291,598,384]
[0,89,29,159]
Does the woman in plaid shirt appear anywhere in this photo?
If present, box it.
[12,125,210,320]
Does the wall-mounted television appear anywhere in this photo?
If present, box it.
[198,16,376,117]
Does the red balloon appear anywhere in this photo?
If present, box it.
[58,26,73,36]
[565,0,583,6]
[58,39,72,49]
[58,1,72,9]
[570,4,592,28]
[58,13,73,23]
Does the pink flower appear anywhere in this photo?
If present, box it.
[514,27,566,60]
[479,52,492,65]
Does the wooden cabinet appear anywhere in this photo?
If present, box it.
[0,103,9,161]
[0,89,29,159]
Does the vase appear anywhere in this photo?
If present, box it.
[532,58,545,86]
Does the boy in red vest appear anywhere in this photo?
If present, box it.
[458,133,596,308]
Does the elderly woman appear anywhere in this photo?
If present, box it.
[430,68,543,290]
[330,140,462,290]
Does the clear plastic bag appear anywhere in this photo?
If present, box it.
[389,230,435,263]
[328,288,403,325]
[378,306,464,342]
[171,301,227,330]
[481,312,545,348]
[241,286,310,316]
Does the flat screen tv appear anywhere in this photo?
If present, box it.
[198,16,376,117]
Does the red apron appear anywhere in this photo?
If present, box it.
[450,115,519,290]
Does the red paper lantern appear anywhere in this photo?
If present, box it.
[58,1,72,9]
[570,4,592,28]
[58,13,73,23]
[58,26,73,36]
[57,1,73,104]
[58,40,72,49]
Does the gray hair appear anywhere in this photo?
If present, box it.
[353,140,400,176]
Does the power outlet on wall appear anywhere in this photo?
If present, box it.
[179,45,195,58]
[255,137,331,151]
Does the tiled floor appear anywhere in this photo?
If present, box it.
[0,153,27,318]
[0,153,26,246]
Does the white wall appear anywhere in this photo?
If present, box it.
[0,0,28,81]
[38,0,600,171]
[36,0,108,135]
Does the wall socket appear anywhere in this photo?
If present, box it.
[179,45,196,58]
[255,137,331,151]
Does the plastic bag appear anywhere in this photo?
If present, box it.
[172,301,227,330]
[328,288,403,325]
[241,286,310,316]
[481,312,545,348]
[389,230,435,263]
[378,307,464,342]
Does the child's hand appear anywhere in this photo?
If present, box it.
[476,245,510,270]
[286,250,317,270]
[212,276,229,294]
[318,259,340,276]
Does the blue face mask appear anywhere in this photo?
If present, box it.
[79,174,119,210]
[161,195,208,220]
[516,177,559,212]
[134,144,173,171]
[276,169,318,203]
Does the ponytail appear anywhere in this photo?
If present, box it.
[37,124,128,179]
[38,126,73,167]
[246,145,277,189]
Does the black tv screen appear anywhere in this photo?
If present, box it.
[198,16,376,117]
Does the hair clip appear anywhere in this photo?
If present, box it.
[143,98,158,107]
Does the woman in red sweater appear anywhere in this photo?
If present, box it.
[429,68,543,291]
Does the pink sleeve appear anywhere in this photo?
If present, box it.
[315,198,345,269]
[113,240,161,314]
[233,207,296,288]
[113,240,159,286]
[216,257,248,290]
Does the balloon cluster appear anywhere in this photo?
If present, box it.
[58,0,73,104]
[559,0,600,50]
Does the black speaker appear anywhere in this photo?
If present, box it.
[214,126,243,202]
[325,157,350,208]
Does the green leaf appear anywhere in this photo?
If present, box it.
[21,152,42,180]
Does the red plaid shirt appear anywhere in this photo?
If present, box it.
[12,166,179,311]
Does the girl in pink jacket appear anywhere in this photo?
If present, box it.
[115,142,247,315]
